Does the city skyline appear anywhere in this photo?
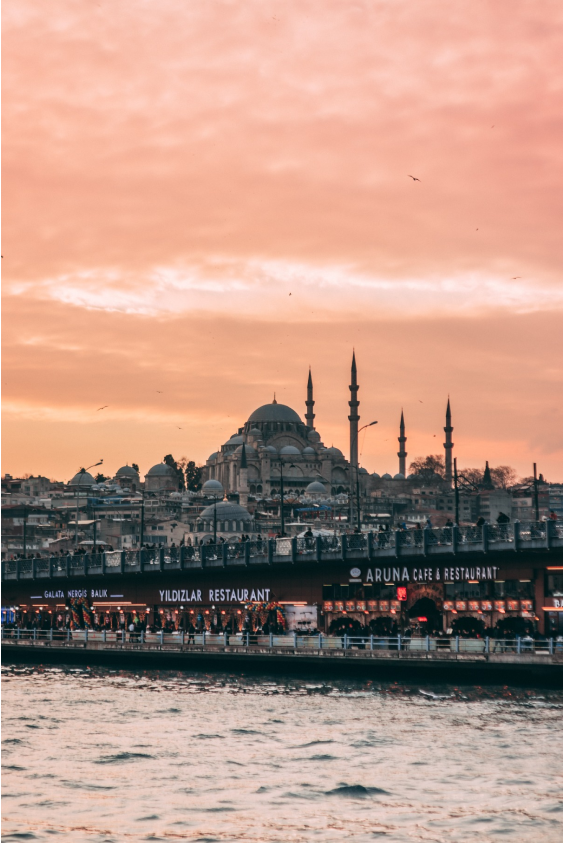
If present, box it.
[2,0,562,480]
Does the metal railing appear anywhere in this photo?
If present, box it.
[2,521,560,582]
[2,626,559,657]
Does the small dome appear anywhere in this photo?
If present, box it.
[225,434,244,446]
[69,471,96,487]
[279,445,301,455]
[306,480,327,494]
[202,479,224,496]
[382,472,392,480]
[394,473,405,480]
[308,430,321,442]
[199,500,253,521]
[264,445,277,454]
[359,467,368,475]
[207,451,219,462]
[302,446,316,455]
[235,444,255,457]
[326,446,344,458]
[248,427,262,437]
[146,463,176,477]
[371,472,381,479]
[115,465,138,477]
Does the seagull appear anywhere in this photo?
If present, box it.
[418,400,423,403]
[156,391,163,393]
[177,427,183,430]
[289,293,292,296]
[408,175,420,181]
[512,276,521,279]
[97,406,108,411]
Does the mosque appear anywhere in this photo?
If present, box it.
[67,353,454,503]
[200,353,454,501]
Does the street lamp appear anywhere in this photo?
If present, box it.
[212,495,219,544]
[350,421,377,530]
[277,461,297,536]
[74,461,103,548]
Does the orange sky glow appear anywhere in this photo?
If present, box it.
[2,0,562,482]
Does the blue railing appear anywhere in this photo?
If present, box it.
[2,521,561,582]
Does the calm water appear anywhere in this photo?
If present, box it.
[2,664,562,842]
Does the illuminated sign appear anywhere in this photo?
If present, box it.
[396,587,407,601]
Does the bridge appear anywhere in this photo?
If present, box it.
[2,521,562,582]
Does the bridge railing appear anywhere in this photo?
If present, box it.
[3,521,561,581]
[1,626,558,656]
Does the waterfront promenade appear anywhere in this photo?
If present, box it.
[4,628,562,683]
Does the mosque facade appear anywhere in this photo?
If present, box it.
[201,352,454,502]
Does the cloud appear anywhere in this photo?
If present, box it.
[2,0,562,479]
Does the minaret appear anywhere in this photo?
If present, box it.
[397,410,407,476]
[348,351,360,467]
[305,367,315,429]
[238,443,249,507]
[444,398,454,485]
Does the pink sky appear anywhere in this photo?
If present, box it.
[2,0,562,482]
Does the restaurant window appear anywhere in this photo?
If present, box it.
[445,582,491,599]
[496,579,533,599]
[322,584,334,600]
[546,575,563,597]
[333,584,349,600]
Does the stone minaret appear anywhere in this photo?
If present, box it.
[398,410,407,476]
[444,398,454,485]
[305,367,315,429]
[348,351,360,467]
[238,443,249,507]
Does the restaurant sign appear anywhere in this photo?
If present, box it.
[352,565,499,584]
[159,587,272,604]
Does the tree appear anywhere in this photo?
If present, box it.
[95,473,108,482]
[185,460,203,492]
[163,454,185,490]
[458,468,483,488]
[132,463,139,474]
[490,465,518,490]
[409,455,445,478]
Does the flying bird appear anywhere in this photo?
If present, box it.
[289,293,292,296]
[177,427,183,430]
[408,175,420,181]
[156,390,163,393]
[97,406,108,411]
[512,276,521,279]
[418,400,423,403]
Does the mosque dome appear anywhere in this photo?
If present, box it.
[115,465,138,477]
[381,473,393,480]
[201,479,224,496]
[359,467,368,475]
[68,471,96,487]
[302,446,316,455]
[248,427,262,437]
[307,430,321,443]
[199,500,252,522]
[371,472,381,479]
[264,445,277,454]
[247,402,302,425]
[235,444,255,457]
[146,463,176,477]
[225,434,245,447]
[326,446,344,458]
[305,480,327,495]
[279,445,301,455]
[207,452,219,462]
[394,473,405,480]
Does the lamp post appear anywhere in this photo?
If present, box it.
[212,495,218,544]
[139,486,145,548]
[277,461,297,536]
[533,462,540,522]
[349,421,378,530]
[74,461,103,548]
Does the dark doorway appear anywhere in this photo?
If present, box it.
[408,597,442,634]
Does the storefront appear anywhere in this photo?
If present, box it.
[2,550,560,636]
